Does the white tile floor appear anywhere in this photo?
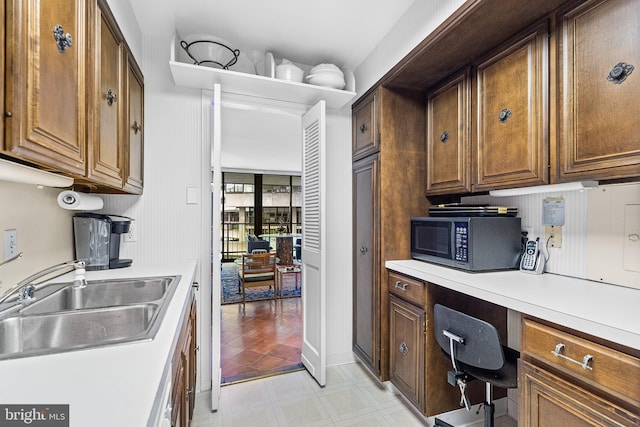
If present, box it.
[191,362,517,427]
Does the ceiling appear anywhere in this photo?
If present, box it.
[129,0,416,71]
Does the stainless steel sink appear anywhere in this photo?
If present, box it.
[0,275,181,361]
[0,304,157,360]
[20,276,176,315]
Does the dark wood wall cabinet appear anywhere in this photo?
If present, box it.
[2,0,144,194]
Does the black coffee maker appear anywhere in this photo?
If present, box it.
[73,213,133,270]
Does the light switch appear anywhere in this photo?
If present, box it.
[186,187,198,205]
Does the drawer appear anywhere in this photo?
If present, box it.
[522,318,640,408]
[388,272,424,307]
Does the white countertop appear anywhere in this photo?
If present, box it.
[386,260,640,351]
[0,260,197,427]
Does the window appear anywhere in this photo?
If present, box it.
[221,173,301,260]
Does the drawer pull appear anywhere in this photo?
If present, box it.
[551,343,594,371]
[394,281,408,291]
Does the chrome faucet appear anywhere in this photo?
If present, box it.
[0,259,86,306]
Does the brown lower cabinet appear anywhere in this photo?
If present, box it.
[387,270,510,417]
[519,317,640,426]
[172,297,197,427]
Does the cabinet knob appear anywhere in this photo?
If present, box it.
[498,108,512,123]
[106,88,118,106]
[440,131,449,143]
[132,121,143,135]
[53,25,73,53]
[399,342,409,355]
[607,62,634,84]
[359,123,367,133]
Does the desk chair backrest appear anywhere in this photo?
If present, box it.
[433,303,505,371]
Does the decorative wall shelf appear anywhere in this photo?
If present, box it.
[169,35,356,109]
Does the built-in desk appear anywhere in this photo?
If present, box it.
[385,260,640,351]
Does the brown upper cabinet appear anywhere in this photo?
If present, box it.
[2,0,143,193]
[555,0,640,182]
[3,0,87,176]
[426,69,471,194]
[352,91,379,160]
[473,21,549,192]
[124,51,145,194]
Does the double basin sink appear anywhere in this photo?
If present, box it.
[0,275,180,361]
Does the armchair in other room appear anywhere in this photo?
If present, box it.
[238,253,277,304]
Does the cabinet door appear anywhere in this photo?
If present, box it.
[87,1,124,188]
[426,70,471,194]
[557,0,640,182]
[352,91,379,160]
[3,0,86,175]
[352,155,380,376]
[519,360,640,427]
[123,51,144,194]
[389,295,425,412]
[474,21,549,191]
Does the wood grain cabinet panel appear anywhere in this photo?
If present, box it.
[3,0,86,175]
[556,0,640,182]
[389,295,425,411]
[352,91,378,160]
[426,69,471,194]
[352,154,380,375]
[474,21,549,191]
[124,52,144,194]
[87,0,124,188]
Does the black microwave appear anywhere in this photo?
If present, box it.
[410,216,522,271]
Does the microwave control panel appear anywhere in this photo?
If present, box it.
[454,222,468,262]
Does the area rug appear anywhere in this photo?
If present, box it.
[221,262,301,304]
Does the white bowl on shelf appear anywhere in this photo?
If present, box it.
[305,70,346,89]
[275,59,304,83]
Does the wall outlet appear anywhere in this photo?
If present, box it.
[545,225,562,248]
[124,223,137,242]
[4,229,17,261]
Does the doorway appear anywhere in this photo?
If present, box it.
[219,172,303,384]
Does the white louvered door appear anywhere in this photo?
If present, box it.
[300,100,327,386]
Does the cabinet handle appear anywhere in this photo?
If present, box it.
[551,343,593,371]
[399,342,409,355]
[359,123,367,133]
[440,131,449,143]
[106,88,118,106]
[394,281,409,291]
[606,62,634,84]
[359,246,368,255]
[132,121,143,134]
[53,25,73,53]
[498,108,512,123]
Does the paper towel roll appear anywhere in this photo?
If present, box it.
[57,191,103,211]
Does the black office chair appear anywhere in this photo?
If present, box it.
[433,304,519,427]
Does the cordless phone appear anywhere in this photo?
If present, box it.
[520,237,545,274]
